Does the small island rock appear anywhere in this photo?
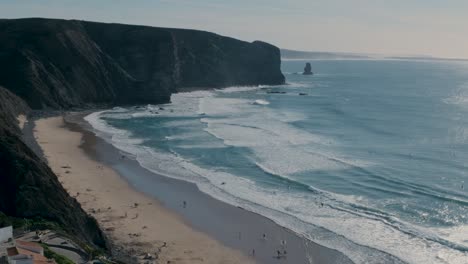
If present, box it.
[303,62,313,75]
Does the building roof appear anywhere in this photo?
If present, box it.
[2,232,55,264]
[16,240,43,251]
[7,245,55,264]
[17,247,48,262]
[6,247,18,257]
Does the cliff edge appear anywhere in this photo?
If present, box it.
[0,86,106,247]
[0,18,284,108]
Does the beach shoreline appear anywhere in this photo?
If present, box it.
[32,112,351,264]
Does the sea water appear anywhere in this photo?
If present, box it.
[85,59,468,264]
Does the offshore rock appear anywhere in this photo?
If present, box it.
[303,62,313,75]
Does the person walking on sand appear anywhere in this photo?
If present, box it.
[183,200,187,208]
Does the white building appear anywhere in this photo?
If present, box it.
[0,227,13,243]
[0,227,54,264]
[0,226,14,264]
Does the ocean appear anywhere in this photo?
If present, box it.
[85,59,468,264]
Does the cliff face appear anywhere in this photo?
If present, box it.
[0,86,106,247]
[0,87,30,134]
[84,22,284,90]
[0,19,154,108]
[0,18,284,108]
[0,18,284,249]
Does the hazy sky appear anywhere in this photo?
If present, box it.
[1,0,468,58]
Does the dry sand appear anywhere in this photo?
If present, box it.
[34,116,255,264]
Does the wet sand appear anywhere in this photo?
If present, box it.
[34,113,352,264]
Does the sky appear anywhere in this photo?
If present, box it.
[1,0,467,59]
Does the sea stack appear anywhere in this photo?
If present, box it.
[303,62,313,75]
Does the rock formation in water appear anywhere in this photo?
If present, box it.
[303,62,313,75]
[0,18,285,248]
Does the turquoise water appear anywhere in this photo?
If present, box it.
[86,59,468,264]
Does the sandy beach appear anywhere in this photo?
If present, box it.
[34,115,255,264]
[31,113,352,264]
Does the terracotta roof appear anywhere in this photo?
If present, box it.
[17,248,48,262]
[6,247,18,256]
[7,241,55,264]
[16,240,43,251]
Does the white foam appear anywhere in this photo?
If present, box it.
[198,97,248,117]
[215,86,259,93]
[253,99,270,105]
[286,81,310,88]
[198,95,371,175]
[130,111,155,118]
[85,111,130,139]
[83,116,388,263]
[84,110,145,154]
[434,225,468,247]
[444,94,468,106]
[254,147,344,174]
[443,82,468,106]
[84,88,468,264]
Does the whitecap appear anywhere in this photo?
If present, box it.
[253,99,270,105]
[84,86,468,264]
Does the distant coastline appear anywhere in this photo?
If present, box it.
[281,48,468,61]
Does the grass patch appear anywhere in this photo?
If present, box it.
[41,244,75,264]
[0,212,62,231]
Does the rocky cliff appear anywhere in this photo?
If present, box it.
[0,86,106,247]
[0,18,284,108]
[0,18,284,249]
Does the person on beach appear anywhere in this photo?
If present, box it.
[183,201,187,208]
